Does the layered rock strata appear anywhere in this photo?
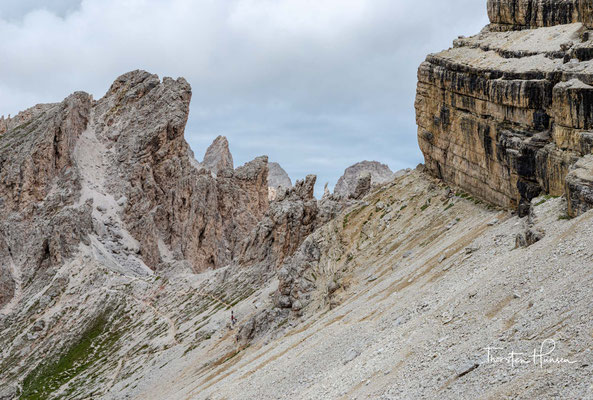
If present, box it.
[487,0,593,31]
[417,2,593,216]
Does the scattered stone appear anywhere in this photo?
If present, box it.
[343,348,361,365]
[465,246,480,255]
[445,220,458,230]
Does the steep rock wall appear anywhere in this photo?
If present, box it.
[417,4,593,216]
[488,0,593,31]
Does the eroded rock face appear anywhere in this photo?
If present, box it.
[334,161,393,198]
[90,71,271,271]
[566,155,593,215]
[0,104,53,136]
[239,175,320,268]
[487,0,593,31]
[0,70,342,396]
[416,3,593,216]
[202,135,234,176]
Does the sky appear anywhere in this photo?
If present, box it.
[0,0,488,195]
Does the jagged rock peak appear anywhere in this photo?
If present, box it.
[334,161,393,198]
[203,135,234,176]
[268,162,292,189]
[487,0,593,31]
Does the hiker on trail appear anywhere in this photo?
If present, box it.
[231,310,237,327]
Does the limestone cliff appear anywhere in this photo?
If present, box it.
[488,0,593,31]
[417,0,593,216]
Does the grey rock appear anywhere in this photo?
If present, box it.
[343,348,361,365]
[268,162,292,189]
[202,135,234,176]
[351,172,372,200]
[334,161,393,198]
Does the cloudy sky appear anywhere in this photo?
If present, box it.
[0,0,488,194]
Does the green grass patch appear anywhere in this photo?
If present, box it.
[444,203,454,211]
[21,313,122,399]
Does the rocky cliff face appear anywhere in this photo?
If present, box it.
[487,0,593,31]
[417,1,593,216]
[0,70,337,397]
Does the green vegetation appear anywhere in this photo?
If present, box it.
[277,318,288,328]
[535,194,560,207]
[21,313,122,399]
[444,203,455,211]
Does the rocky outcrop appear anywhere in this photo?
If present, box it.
[202,135,234,176]
[417,2,593,216]
[239,175,319,268]
[487,0,593,31]
[566,154,593,215]
[334,161,393,198]
[90,71,271,271]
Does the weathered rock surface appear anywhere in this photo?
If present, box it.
[566,154,593,215]
[417,2,593,216]
[240,175,320,268]
[334,161,393,198]
[80,71,271,272]
[487,0,593,31]
[268,161,292,189]
[202,135,234,176]
[0,70,338,398]
[0,104,53,136]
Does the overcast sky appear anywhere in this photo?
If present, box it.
[0,0,488,194]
